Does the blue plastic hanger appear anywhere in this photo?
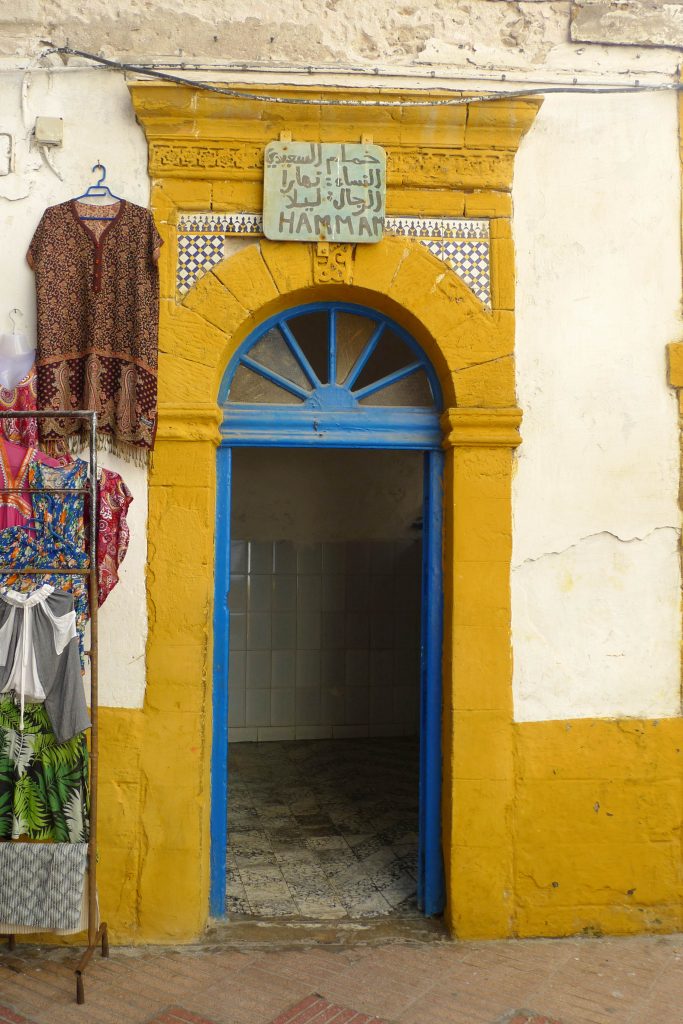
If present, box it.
[73,162,123,221]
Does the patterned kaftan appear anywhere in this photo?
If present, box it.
[27,199,162,461]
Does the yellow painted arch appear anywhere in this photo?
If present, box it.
[174,236,516,418]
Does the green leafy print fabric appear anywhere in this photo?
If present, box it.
[0,697,89,843]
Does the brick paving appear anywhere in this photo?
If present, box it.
[271,994,388,1024]
[0,934,680,1024]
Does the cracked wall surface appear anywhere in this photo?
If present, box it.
[512,91,683,721]
[1,1,681,79]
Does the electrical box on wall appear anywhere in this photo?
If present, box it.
[0,134,12,175]
[34,117,63,146]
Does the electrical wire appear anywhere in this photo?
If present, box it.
[38,143,63,181]
[38,43,683,107]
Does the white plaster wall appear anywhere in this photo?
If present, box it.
[0,70,150,708]
[512,92,683,721]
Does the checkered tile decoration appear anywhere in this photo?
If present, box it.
[424,237,490,305]
[175,213,490,306]
[177,232,226,296]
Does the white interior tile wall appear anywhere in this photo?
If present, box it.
[228,540,421,742]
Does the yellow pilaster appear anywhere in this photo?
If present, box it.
[441,410,519,936]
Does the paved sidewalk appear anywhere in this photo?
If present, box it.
[0,933,681,1024]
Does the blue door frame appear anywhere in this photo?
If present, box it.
[210,303,445,918]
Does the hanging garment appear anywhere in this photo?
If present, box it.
[27,199,162,462]
[0,438,74,530]
[26,457,131,607]
[30,458,88,554]
[0,536,89,668]
[0,440,32,528]
[0,586,90,743]
[0,364,38,449]
[0,842,87,931]
[0,694,89,843]
[97,467,132,605]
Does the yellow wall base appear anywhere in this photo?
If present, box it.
[94,709,683,943]
[446,714,683,939]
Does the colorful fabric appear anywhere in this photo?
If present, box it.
[0,440,32,528]
[27,199,162,461]
[0,695,89,843]
[0,530,89,667]
[0,440,75,531]
[97,467,132,605]
[0,587,90,743]
[30,458,88,555]
[0,366,38,449]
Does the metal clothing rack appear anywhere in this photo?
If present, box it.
[0,409,108,1004]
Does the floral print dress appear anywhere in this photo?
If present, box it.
[0,696,89,843]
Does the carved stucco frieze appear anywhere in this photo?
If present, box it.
[150,140,513,190]
[150,141,264,176]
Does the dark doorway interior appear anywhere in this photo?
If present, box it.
[226,449,423,919]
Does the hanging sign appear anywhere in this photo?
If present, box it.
[263,142,386,244]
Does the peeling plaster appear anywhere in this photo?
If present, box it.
[512,529,682,722]
[1,1,681,79]
[512,526,679,569]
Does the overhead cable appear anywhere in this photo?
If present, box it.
[37,43,683,107]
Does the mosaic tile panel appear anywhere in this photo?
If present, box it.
[177,213,263,235]
[177,233,226,294]
[175,212,491,306]
[386,216,490,306]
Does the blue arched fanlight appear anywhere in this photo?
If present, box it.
[219,302,442,449]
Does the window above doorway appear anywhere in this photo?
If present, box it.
[226,304,439,413]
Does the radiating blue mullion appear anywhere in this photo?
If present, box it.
[328,308,337,385]
[344,321,385,389]
[352,360,422,400]
[240,355,311,400]
[279,321,321,389]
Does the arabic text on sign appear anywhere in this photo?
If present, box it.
[263,142,387,244]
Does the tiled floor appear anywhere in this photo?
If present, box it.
[227,738,419,919]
